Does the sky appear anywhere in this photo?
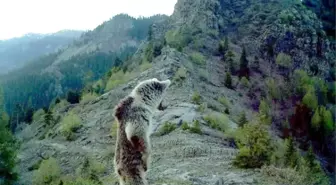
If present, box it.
[0,0,177,40]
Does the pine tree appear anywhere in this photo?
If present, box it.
[238,112,248,127]
[305,145,316,170]
[284,137,299,168]
[311,108,321,130]
[239,47,249,78]
[219,36,229,57]
[0,113,18,184]
[225,50,235,73]
[44,109,54,126]
[225,72,233,89]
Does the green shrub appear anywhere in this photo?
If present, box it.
[302,87,318,110]
[60,112,82,141]
[173,67,187,82]
[293,70,312,94]
[261,165,306,185]
[203,113,229,132]
[52,100,70,111]
[266,78,280,99]
[262,154,330,185]
[80,93,98,104]
[181,122,190,131]
[276,53,292,68]
[76,157,106,179]
[189,120,202,134]
[218,97,230,108]
[240,77,250,88]
[32,158,61,185]
[190,52,206,65]
[191,92,202,105]
[234,121,273,168]
[311,106,335,134]
[159,122,176,136]
[33,109,45,122]
[196,103,207,113]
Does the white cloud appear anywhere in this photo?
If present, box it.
[0,0,177,40]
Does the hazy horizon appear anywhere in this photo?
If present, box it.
[0,0,177,40]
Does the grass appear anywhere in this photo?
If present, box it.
[104,67,136,92]
[189,120,202,134]
[218,97,230,108]
[80,93,98,104]
[190,52,206,65]
[60,112,82,141]
[181,120,202,134]
[159,122,177,136]
[203,113,229,132]
[191,92,202,105]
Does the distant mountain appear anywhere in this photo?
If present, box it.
[0,14,168,112]
[0,30,83,74]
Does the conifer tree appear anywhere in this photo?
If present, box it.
[305,145,316,170]
[225,50,235,73]
[239,47,249,78]
[284,137,299,168]
[238,112,248,127]
[44,108,54,126]
[0,99,18,184]
[225,72,233,89]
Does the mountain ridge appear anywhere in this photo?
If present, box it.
[2,0,335,184]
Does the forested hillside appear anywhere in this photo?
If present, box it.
[0,14,167,120]
[0,30,83,74]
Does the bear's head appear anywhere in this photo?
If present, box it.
[131,78,171,110]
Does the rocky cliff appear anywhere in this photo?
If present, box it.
[15,0,335,184]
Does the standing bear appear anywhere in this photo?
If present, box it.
[113,78,171,185]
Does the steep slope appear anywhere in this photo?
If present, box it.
[15,0,335,184]
[0,30,83,74]
[16,47,262,185]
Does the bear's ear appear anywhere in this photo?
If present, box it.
[114,96,134,120]
[159,79,171,91]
